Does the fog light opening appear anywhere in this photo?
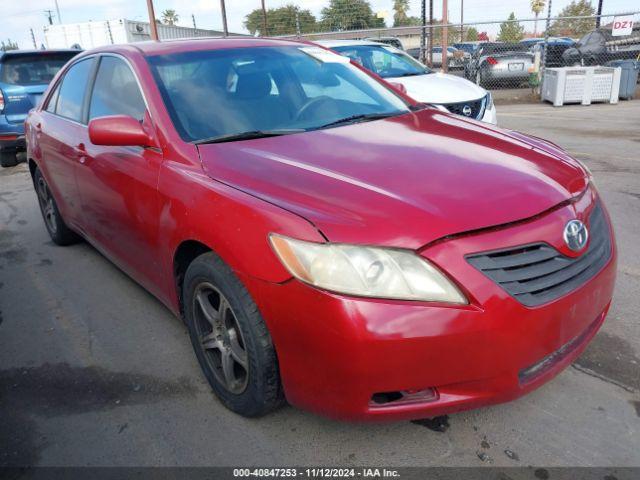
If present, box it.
[370,388,438,407]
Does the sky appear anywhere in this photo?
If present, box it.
[4,0,639,49]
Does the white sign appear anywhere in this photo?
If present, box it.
[612,15,634,37]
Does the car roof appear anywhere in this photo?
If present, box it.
[315,39,385,48]
[76,37,308,58]
[0,48,80,59]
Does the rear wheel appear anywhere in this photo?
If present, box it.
[0,151,18,168]
[183,252,284,417]
[34,168,80,245]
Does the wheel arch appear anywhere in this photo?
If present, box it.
[173,239,214,319]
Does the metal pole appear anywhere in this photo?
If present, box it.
[428,0,433,66]
[45,10,54,25]
[106,20,114,44]
[541,0,552,82]
[460,0,464,42]
[261,0,268,36]
[30,28,37,49]
[442,0,448,72]
[220,0,228,36]
[595,0,603,28]
[420,0,426,64]
[54,0,62,23]
[146,0,159,40]
[295,10,301,37]
[192,14,197,29]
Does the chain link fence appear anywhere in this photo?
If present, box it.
[232,1,639,95]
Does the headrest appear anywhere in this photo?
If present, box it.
[235,71,272,100]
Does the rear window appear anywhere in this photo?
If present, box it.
[0,52,79,86]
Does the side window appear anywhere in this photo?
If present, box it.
[89,56,146,121]
[45,82,61,113]
[56,58,93,122]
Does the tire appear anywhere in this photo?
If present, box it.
[0,151,18,168]
[33,168,80,245]
[183,252,284,417]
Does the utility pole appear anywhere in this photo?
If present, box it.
[220,0,228,36]
[460,0,464,42]
[30,28,37,49]
[595,0,603,28]
[192,14,197,29]
[145,0,159,40]
[541,0,552,79]
[442,0,448,73]
[261,0,268,36]
[44,10,54,25]
[54,0,62,23]
[295,9,301,37]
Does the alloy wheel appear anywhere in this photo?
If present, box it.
[36,176,57,235]
[192,282,249,394]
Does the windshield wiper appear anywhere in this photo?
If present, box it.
[314,112,403,130]
[194,129,305,145]
[395,71,426,77]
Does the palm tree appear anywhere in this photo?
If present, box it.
[161,9,179,26]
[393,0,410,27]
[530,0,546,36]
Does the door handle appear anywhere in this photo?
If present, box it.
[74,143,88,163]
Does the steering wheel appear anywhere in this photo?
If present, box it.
[295,96,335,122]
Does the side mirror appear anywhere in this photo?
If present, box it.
[88,115,154,147]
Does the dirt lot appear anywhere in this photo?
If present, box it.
[0,101,639,468]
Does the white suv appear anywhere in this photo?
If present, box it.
[316,40,498,125]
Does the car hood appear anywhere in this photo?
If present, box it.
[198,109,588,249]
[386,72,486,104]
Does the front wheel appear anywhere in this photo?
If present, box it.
[183,252,284,417]
[34,168,80,245]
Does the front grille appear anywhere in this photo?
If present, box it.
[443,96,486,120]
[466,202,611,307]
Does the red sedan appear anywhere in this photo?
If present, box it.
[25,38,616,421]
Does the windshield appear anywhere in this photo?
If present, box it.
[148,46,410,143]
[331,44,429,79]
[0,52,78,86]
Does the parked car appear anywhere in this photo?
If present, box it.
[465,42,534,87]
[562,26,640,66]
[406,46,463,68]
[452,41,483,57]
[26,38,616,422]
[0,49,80,167]
[364,36,404,50]
[317,40,497,124]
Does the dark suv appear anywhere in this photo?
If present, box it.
[562,26,640,66]
[0,49,80,167]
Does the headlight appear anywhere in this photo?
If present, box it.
[270,234,467,304]
[485,92,493,110]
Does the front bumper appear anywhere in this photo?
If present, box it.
[481,103,498,124]
[244,191,616,421]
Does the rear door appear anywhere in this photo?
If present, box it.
[76,54,164,292]
[37,56,96,227]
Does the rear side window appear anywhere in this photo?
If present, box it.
[0,52,78,86]
[89,56,146,121]
[56,58,93,122]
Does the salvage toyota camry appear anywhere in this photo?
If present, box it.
[25,38,616,421]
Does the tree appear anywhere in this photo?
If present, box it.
[549,0,596,37]
[245,5,317,36]
[1,39,19,51]
[466,27,479,41]
[498,12,525,42]
[320,0,384,31]
[161,9,179,26]
[530,0,546,36]
[393,0,409,27]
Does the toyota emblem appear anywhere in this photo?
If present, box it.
[462,105,472,116]
[563,220,588,252]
